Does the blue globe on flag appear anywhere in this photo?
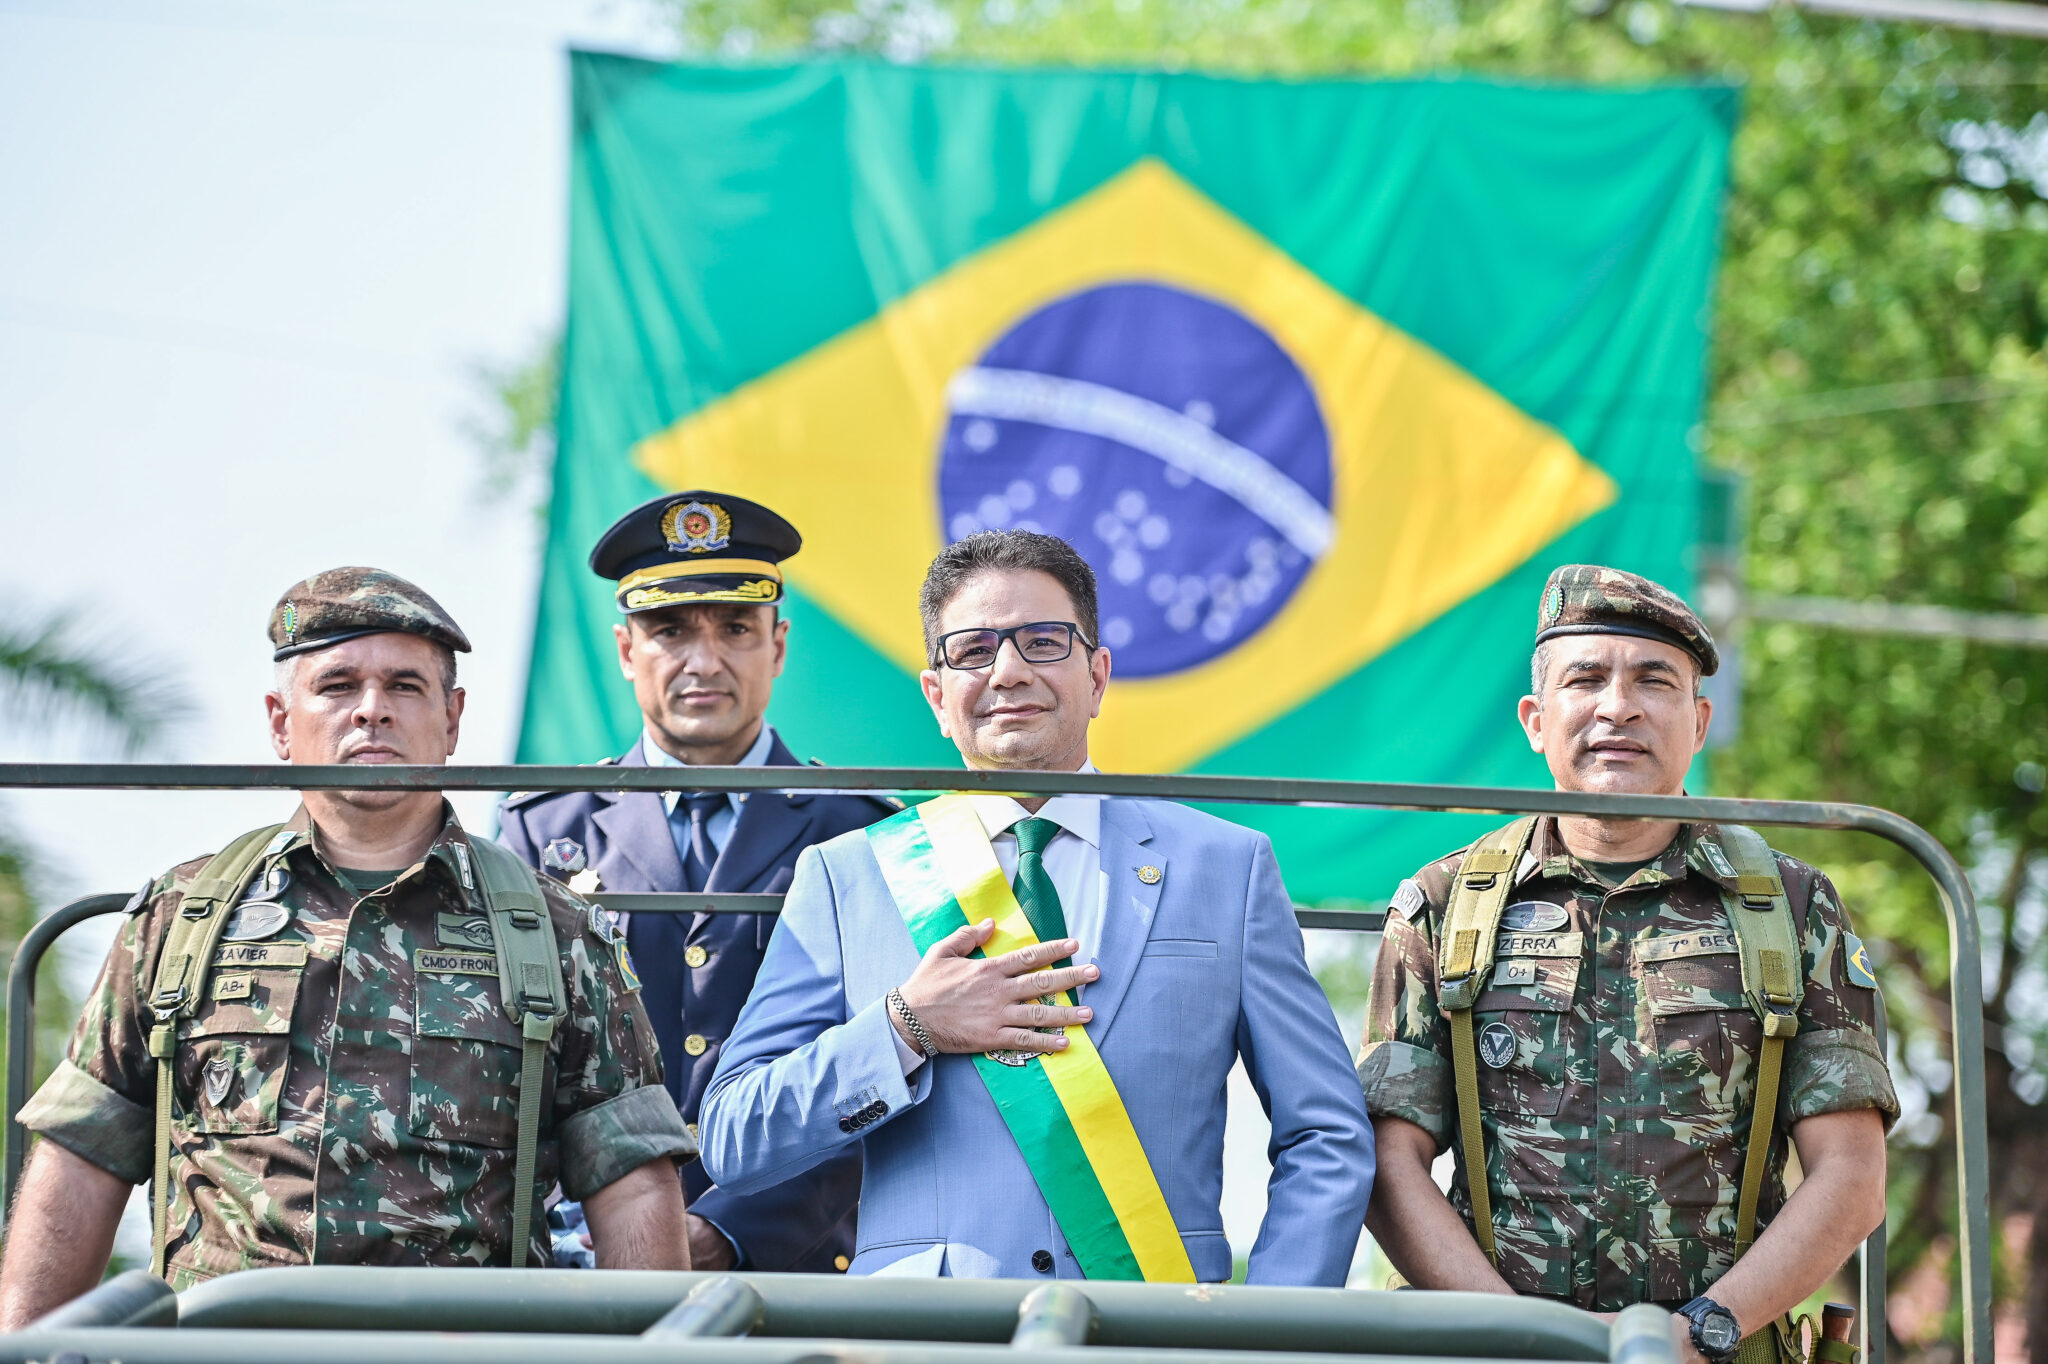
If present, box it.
[937,282,1335,678]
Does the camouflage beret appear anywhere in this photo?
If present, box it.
[268,567,472,662]
[1535,564,1719,677]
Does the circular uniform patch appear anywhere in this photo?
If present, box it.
[937,282,1334,678]
[1500,900,1568,933]
[1477,1020,1518,1069]
[1541,581,1565,628]
[222,899,291,943]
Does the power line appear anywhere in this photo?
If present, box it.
[1712,375,2048,428]
[1747,594,2048,646]
[1682,0,2048,39]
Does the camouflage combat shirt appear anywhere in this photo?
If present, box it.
[18,803,694,1286]
[1358,819,1898,1311]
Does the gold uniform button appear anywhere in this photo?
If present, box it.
[834,1255,851,1272]
[683,1034,709,1057]
[684,945,709,968]
[686,1122,699,1141]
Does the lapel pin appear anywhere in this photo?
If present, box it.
[1136,865,1162,885]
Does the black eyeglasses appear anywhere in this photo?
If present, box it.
[933,621,1094,671]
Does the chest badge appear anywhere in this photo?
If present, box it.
[1477,1020,1518,1069]
[202,1055,235,1108]
[542,838,588,876]
[1136,865,1162,886]
[438,913,496,950]
[221,898,291,943]
[1500,900,1568,933]
[242,864,291,903]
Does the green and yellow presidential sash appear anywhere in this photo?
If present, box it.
[867,794,1196,1282]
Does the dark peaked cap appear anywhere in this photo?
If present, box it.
[270,568,472,662]
[1534,563,1720,677]
[590,490,802,614]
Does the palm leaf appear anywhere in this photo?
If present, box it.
[0,614,192,757]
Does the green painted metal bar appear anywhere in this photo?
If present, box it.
[3,892,126,1212]
[163,1269,1614,1359]
[0,764,1988,1364]
[25,1269,176,1329]
[593,893,787,914]
[644,1275,765,1338]
[590,893,1383,933]
[1860,998,1892,1364]
[1604,1308,1676,1364]
[0,1333,1561,1364]
[1012,1285,1097,1349]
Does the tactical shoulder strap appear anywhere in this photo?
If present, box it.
[146,822,288,1278]
[1711,823,1805,1257]
[466,836,567,1269]
[1438,816,1538,1266]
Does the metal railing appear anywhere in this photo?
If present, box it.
[0,1265,1685,1364]
[0,763,1990,1364]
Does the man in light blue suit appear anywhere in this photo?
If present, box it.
[700,530,1373,1285]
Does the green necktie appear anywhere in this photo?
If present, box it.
[1012,817,1072,971]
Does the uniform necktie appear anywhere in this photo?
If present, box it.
[1012,816,1072,970]
[677,793,724,894]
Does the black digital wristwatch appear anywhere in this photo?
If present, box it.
[1676,1296,1742,1363]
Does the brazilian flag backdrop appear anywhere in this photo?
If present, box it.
[519,53,1736,903]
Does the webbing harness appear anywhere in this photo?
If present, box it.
[466,836,568,1268]
[1439,820,1803,1268]
[144,827,566,1276]
[145,824,286,1278]
[1437,818,1537,1264]
[1710,823,1805,1258]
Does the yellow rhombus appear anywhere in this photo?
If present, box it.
[636,158,1616,772]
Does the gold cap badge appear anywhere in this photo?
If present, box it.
[661,499,732,554]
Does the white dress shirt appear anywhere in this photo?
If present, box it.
[894,761,1103,1074]
[642,721,776,857]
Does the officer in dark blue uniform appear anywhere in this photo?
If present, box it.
[500,491,894,1273]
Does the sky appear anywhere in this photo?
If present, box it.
[0,0,1375,1271]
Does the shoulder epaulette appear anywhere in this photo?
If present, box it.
[499,756,623,809]
[123,874,159,914]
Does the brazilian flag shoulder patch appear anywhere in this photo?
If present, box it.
[1843,933,1880,991]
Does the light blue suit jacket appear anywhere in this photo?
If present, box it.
[699,797,1374,1285]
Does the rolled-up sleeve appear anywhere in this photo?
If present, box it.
[1356,1040,1451,1150]
[17,1057,154,1185]
[557,1083,696,1200]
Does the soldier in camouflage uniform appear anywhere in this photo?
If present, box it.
[0,569,695,1326]
[1359,565,1896,1364]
